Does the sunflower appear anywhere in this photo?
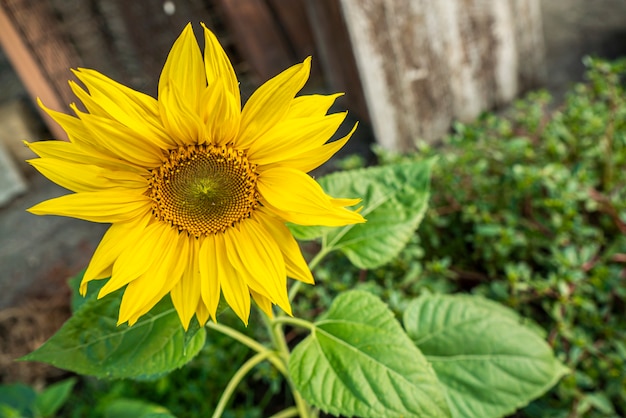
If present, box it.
[26,23,365,329]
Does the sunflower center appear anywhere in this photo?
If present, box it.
[149,144,259,236]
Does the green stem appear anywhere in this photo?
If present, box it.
[268,407,299,418]
[211,351,273,418]
[206,321,286,376]
[262,313,312,418]
[268,239,333,416]
[271,316,316,331]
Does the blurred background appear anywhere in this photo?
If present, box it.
[0,0,625,397]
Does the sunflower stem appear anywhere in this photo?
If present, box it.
[271,316,316,331]
[205,321,286,375]
[268,406,300,418]
[212,351,273,418]
[262,313,312,418]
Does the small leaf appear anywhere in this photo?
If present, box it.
[68,270,103,313]
[35,378,76,417]
[0,384,36,417]
[289,290,450,417]
[102,398,175,418]
[291,160,433,269]
[22,287,206,380]
[404,294,569,418]
[287,222,326,241]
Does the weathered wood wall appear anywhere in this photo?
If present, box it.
[0,0,370,141]
[340,0,546,151]
[0,0,545,151]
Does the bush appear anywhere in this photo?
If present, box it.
[368,57,626,417]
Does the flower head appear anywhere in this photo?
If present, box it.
[27,23,364,328]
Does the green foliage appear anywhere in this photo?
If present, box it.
[23,273,206,380]
[289,290,450,417]
[290,159,432,269]
[372,57,626,417]
[0,378,76,418]
[55,309,277,418]
[0,383,37,418]
[35,378,77,417]
[404,294,568,418]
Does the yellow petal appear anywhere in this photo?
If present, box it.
[98,221,167,297]
[202,22,240,105]
[38,100,139,168]
[238,57,311,149]
[198,235,221,320]
[72,68,175,150]
[196,299,210,326]
[274,122,358,173]
[28,158,147,193]
[215,231,250,325]
[38,99,91,144]
[200,79,240,146]
[117,226,187,325]
[76,109,164,167]
[158,23,205,114]
[170,237,202,330]
[69,80,109,117]
[250,289,273,318]
[25,139,146,175]
[28,190,151,223]
[159,82,204,145]
[285,93,343,119]
[258,167,365,226]
[190,238,212,327]
[81,216,150,295]
[74,68,160,115]
[256,209,314,284]
[247,112,346,166]
[225,219,291,316]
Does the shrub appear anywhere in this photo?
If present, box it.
[369,57,626,417]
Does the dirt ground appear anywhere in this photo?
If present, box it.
[1,0,626,385]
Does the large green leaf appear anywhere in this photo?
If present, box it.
[290,160,433,269]
[289,290,450,417]
[404,294,569,418]
[35,378,76,417]
[22,282,206,380]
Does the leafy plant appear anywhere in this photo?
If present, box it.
[22,158,564,417]
[372,57,626,417]
[0,378,76,418]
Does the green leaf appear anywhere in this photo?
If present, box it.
[291,160,433,269]
[404,294,569,418]
[102,398,175,418]
[35,378,76,417]
[289,290,450,417]
[0,383,36,417]
[22,286,206,380]
[68,270,100,313]
[287,222,326,241]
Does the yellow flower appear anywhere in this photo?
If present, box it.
[26,23,364,329]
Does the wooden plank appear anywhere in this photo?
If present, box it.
[215,0,293,84]
[267,0,316,60]
[340,0,546,151]
[0,3,67,140]
[306,0,370,122]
